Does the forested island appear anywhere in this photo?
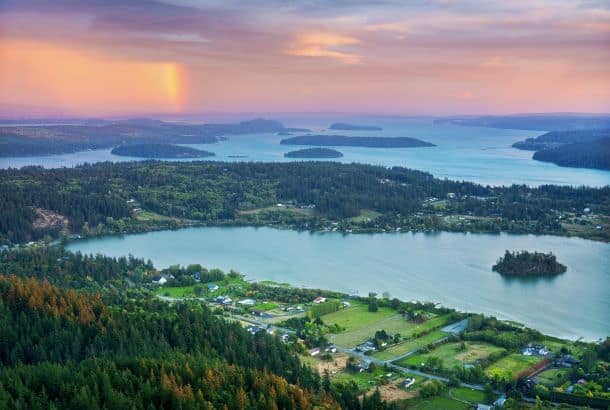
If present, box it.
[111,143,215,158]
[329,123,382,131]
[492,250,567,276]
[511,129,610,170]
[1,161,608,245]
[280,135,435,148]
[0,118,302,157]
[284,148,344,158]
[532,138,610,170]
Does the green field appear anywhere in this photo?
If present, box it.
[348,209,382,223]
[322,303,397,347]
[250,302,278,311]
[485,353,542,380]
[156,276,250,299]
[449,387,487,403]
[405,396,470,410]
[535,368,568,387]
[323,304,452,348]
[376,330,448,361]
[397,342,505,369]
[332,367,401,392]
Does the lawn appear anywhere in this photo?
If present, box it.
[397,342,505,369]
[376,330,448,361]
[485,353,542,380]
[535,368,568,387]
[323,304,452,348]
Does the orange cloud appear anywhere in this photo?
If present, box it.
[0,39,187,115]
[289,33,361,64]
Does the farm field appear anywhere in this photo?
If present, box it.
[376,330,448,361]
[323,303,452,348]
[397,342,505,369]
[322,303,397,347]
[485,353,543,380]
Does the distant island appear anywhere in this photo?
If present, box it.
[0,118,304,157]
[329,123,382,131]
[111,143,215,158]
[280,135,435,148]
[533,137,610,170]
[284,148,344,158]
[492,250,567,277]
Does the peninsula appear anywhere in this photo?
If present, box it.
[280,135,435,148]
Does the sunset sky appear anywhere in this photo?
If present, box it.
[0,0,609,117]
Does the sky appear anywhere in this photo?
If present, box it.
[0,0,609,117]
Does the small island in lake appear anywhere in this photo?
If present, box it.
[280,134,435,148]
[284,148,344,158]
[329,123,382,131]
[111,143,215,158]
[492,250,567,277]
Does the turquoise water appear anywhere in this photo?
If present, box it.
[67,227,610,341]
[2,117,609,187]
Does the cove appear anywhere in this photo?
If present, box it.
[67,227,610,341]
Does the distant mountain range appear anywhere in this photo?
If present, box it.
[435,114,610,131]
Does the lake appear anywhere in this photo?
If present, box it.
[3,117,610,187]
[67,226,610,341]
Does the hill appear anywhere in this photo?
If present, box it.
[280,135,435,148]
[284,148,344,158]
[111,143,215,158]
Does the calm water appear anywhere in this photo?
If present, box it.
[3,117,610,187]
[67,227,610,341]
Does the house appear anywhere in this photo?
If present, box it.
[447,192,456,199]
[193,272,201,282]
[208,284,219,292]
[309,348,320,356]
[583,207,591,214]
[238,298,256,306]
[493,395,507,408]
[313,297,327,304]
[152,274,174,285]
[403,378,415,388]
